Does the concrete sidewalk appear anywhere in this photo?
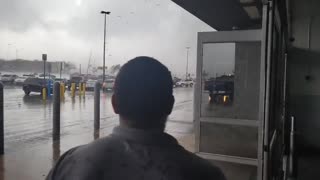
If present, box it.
[0,128,195,180]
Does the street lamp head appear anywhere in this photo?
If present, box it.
[101,11,111,15]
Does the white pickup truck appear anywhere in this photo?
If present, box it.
[102,79,115,91]
[85,79,97,91]
[176,79,194,87]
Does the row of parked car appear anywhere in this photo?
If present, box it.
[0,73,56,85]
[0,73,116,95]
[67,75,115,92]
[1,73,193,95]
[0,74,21,85]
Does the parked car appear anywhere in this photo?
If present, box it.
[38,74,56,80]
[14,76,28,86]
[55,78,67,84]
[22,78,53,95]
[204,79,234,104]
[176,79,194,87]
[85,79,97,91]
[102,79,115,91]
[67,76,84,90]
[173,77,181,88]
[22,73,36,78]
[0,74,18,84]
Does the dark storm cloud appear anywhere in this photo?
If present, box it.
[63,0,190,41]
[0,0,42,32]
[0,0,213,76]
[1,0,178,38]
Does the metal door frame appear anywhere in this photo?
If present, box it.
[195,28,267,180]
[263,1,273,179]
[264,1,287,179]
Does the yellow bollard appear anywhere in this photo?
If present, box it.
[60,83,65,99]
[82,83,86,96]
[42,87,47,100]
[71,83,76,98]
[62,83,65,97]
[79,83,82,96]
[61,84,65,102]
[60,84,62,98]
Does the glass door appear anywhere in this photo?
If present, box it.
[264,1,287,179]
[195,30,266,180]
[194,3,287,180]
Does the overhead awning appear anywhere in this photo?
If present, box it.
[172,0,263,30]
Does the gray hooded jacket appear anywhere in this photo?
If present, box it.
[47,126,225,180]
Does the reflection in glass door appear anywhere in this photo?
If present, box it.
[201,42,261,120]
[195,30,265,180]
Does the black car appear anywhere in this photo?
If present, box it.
[67,76,84,90]
[23,78,53,95]
[204,80,234,104]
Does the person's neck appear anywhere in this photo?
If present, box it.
[119,116,165,132]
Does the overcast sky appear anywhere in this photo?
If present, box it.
[0,0,214,77]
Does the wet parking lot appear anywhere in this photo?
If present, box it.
[0,85,194,180]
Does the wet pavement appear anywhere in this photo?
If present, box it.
[0,86,194,180]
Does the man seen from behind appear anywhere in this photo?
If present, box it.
[46,56,226,180]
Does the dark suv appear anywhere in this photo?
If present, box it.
[23,78,53,95]
[204,80,234,104]
[67,76,84,90]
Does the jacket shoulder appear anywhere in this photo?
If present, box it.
[178,149,226,180]
[46,136,123,180]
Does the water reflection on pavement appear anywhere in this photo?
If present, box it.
[0,86,194,180]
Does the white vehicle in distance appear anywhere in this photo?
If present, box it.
[176,79,194,87]
[0,74,18,84]
[85,79,97,91]
[14,76,28,86]
[102,79,115,91]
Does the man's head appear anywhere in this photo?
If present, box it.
[112,56,174,130]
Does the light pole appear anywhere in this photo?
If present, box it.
[15,48,23,60]
[7,44,11,60]
[60,62,63,79]
[42,54,47,81]
[185,47,190,80]
[101,11,111,83]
